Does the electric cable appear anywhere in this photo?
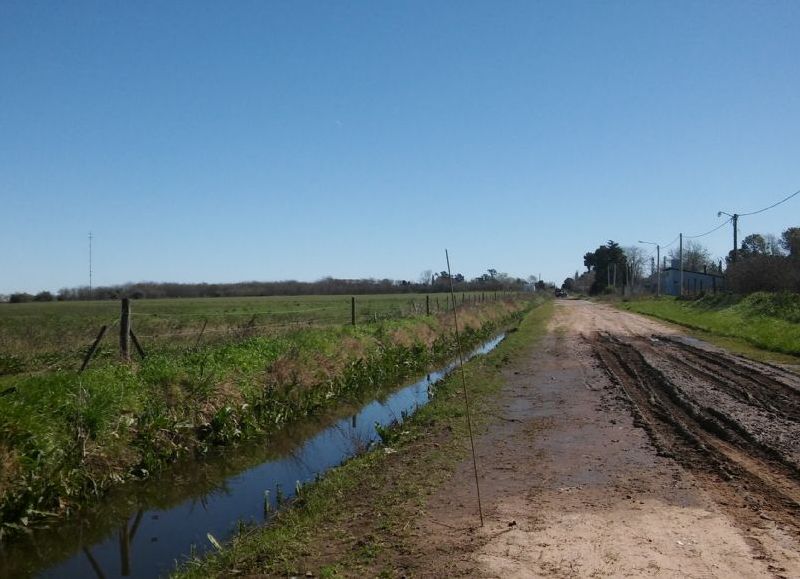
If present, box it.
[739,188,800,217]
[685,217,733,239]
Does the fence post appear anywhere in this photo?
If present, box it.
[351,296,356,326]
[130,330,146,359]
[426,295,430,316]
[120,298,131,361]
[79,325,108,373]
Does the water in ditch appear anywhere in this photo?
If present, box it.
[0,334,505,578]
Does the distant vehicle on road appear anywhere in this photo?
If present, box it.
[555,289,568,298]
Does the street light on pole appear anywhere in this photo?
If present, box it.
[639,240,661,297]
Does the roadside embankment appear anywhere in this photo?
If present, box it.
[175,298,553,578]
[0,297,533,538]
[619,292,800,359]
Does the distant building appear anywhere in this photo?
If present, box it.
[660,259,725,296]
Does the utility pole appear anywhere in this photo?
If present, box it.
[718,211,740,262]
[679,233,683,297]
[639,240,661,297]
[657,246,661,297]
[88,232,93,299]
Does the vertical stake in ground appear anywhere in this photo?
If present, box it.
[445,249,484,527]
[351,296,356,326]
[426,295,430,316]
[120,298,131,361]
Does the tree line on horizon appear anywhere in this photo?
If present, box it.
[565,226,800,296]
[2,269,538,303]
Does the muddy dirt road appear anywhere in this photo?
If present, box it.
[412,300,800,577]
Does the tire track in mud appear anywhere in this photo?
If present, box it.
[592,332,800,568]
[657,337,800,422]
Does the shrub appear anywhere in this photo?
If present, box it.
[8,293,33,303]
[726,256,800,294]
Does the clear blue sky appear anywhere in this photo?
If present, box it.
[1,1,798,294]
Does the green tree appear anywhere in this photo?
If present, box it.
[584,240,627,295]
[781,227,800,258]
[740,234,768,257]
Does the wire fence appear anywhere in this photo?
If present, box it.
[0,292,524,377]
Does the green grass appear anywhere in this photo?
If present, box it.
[0,295,531,538]
[174,298,553,578]
[0,293,494,375]
[619,292,800,359]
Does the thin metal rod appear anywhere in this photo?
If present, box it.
[445,249,484,526]
[88,232,93,299]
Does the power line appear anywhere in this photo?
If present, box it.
[739,188,800,217]
[685,217,732,239]
[661,234,681,250]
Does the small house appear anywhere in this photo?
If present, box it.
[660,259,725,296]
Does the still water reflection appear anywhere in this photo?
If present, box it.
[0,334,504,578]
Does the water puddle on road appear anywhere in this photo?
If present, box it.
[0,334,505,578]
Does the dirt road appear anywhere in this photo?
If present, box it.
[412,300,800,577]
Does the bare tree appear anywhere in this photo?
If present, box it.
[764,234,784,256]
[669,240,712,272]
[623,246,647,283]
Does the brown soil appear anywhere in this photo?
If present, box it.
[409,300,800,578]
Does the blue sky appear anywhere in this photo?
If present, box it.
[1,1,798,293]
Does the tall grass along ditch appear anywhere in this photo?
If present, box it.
[0,297,532,552]
[0,327,522,578]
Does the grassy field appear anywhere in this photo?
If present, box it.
[175,298,553,578]
[0,293,531,538]
[619,292,800,358]
[0,293,491,376]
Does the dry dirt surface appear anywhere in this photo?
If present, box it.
[410,300,800,578]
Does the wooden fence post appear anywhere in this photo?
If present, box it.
[129,330,146,359]
[194,319,208,348]
[120,298,130,361]
[79,325,108,373]
[426,295,430,316]
[351,296,356,326]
